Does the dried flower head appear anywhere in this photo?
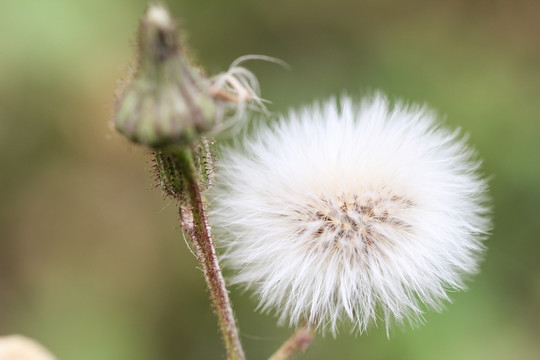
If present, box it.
[211,95,490,334]
[114,5,267,148]
[0,335,56,360]
[114,4,217,147]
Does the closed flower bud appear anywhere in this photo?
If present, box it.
[114,4,217,147]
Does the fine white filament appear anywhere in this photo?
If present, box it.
[210,95,490,335]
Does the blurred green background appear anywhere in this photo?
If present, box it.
[1,0,539,359]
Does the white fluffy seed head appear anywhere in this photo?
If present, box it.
[210,94,490,335]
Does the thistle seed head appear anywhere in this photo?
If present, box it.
[210,95,491,334]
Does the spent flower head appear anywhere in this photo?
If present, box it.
[0,335,56,360]
[114,4,216,147]
[210,95,490,334]
[114,4,265,149]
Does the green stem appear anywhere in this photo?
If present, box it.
[174,146,245,360]
[269,322,314,360]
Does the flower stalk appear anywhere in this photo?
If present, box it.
[173,146,245,360]
[113,4,246,358]
[269,322,314,360]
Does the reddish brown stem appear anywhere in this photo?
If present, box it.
[269,322,314,360]
[176,147,245,360]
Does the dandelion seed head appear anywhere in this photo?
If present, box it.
[210,94,490,335]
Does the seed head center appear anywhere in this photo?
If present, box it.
[305,193,413,248]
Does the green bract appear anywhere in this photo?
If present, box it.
[114,5,217,148]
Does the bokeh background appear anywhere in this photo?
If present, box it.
[1,0,539,359]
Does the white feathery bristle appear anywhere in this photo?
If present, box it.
[210,94,490,335]
[210,55,288,135]
[146,4,172,28]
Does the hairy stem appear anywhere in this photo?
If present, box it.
[174,146,245,360]
[269,322,314,360]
